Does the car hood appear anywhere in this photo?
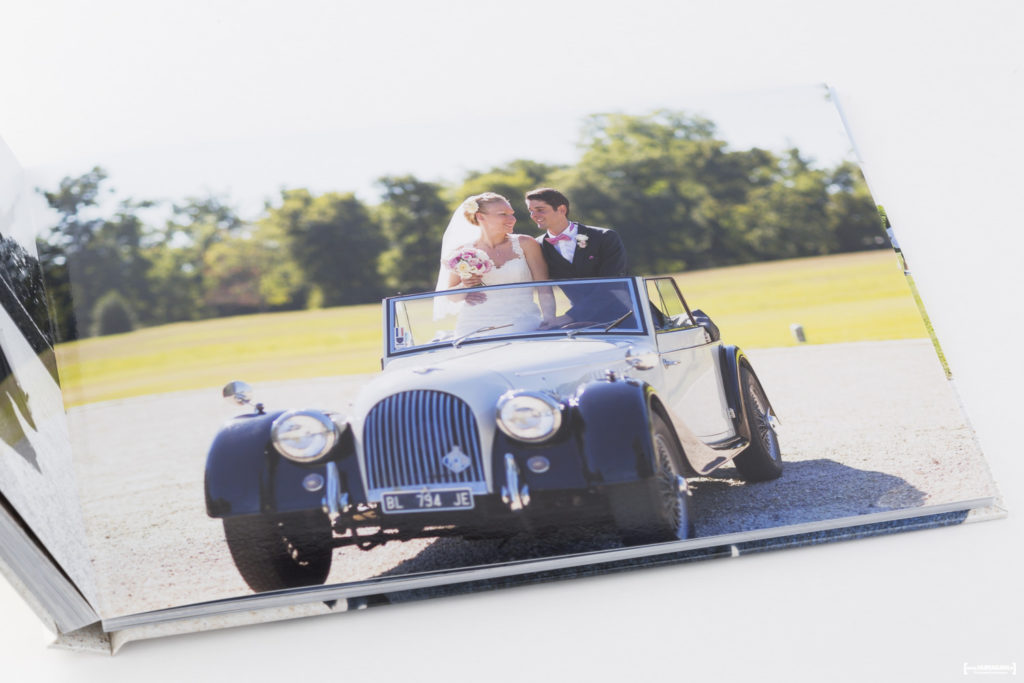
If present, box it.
[349,336,647,495]
[357,337,635,413]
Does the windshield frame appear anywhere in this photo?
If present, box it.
[383,277,649,358]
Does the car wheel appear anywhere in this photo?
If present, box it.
[732,364,783,482]
[608,413,694,545]
[222,510,333,593]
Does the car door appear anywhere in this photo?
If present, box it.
[645,278,733,444]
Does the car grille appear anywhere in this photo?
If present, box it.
[363,390,485,491]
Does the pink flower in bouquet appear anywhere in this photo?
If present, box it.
[445,247,494,280]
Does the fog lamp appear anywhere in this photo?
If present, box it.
[526,456,550,473]
[302,473,325,492]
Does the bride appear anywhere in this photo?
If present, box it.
[436,192,556,335]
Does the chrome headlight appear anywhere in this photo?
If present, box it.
[496,391,563,443]
[271,410,341,463]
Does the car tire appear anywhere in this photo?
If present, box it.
[222,510,333,593]
[608,413,694,545]
[732,364,783,481]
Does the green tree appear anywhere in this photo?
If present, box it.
[728,148,834,261]
[145,194,245,323]
[91,291,136,336]
[826,161,887,252]
[375,175,450,293]
[556,111,845,273]
[36,167,108,339]
[201,234,279,316]
[37,168,156,338]
[555,111,739,273]
[453,159,563,230]
[262,189,387,306]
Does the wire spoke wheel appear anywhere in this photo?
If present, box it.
[223,510,333,593]
[653,432,686,532]
[732,365,783,481]
[608,413,694,545]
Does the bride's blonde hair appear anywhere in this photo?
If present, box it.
[462,192,509,225]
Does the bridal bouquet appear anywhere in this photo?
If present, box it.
[445,247,494,280]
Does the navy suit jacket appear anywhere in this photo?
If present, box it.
[536,223,628,279]
[536,224,629,321]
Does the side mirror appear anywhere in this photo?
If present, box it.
[222,381,254,406]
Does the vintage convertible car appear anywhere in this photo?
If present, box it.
[205,276,781,593]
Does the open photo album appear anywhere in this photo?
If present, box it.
[0,85,1003,654]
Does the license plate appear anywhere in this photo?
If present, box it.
[380,489,474,514]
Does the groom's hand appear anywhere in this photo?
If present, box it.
[465,291,487,306]
[538,315,570,329]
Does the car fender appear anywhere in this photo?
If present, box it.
[571,375,659,485]
[205,410,360,517]
[718,345,777,443]
[205,410,282,517]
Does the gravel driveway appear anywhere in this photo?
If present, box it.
[67,339,999,619]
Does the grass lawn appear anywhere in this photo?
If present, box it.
[673,250,929,349]
[55,249,932,407]
[56,304,382,407]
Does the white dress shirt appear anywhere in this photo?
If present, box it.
[546,222,578,262]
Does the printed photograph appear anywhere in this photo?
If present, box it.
[19,85,1000,621]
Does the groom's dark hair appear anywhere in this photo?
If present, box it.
[525,187,570,218]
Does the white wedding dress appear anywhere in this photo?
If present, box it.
[453,236,542,337]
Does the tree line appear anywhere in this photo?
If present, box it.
[33,110,886,341]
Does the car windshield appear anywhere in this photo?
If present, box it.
[387,278,645,355]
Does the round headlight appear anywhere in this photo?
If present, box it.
[496,392,562,443]
[271,410,340,462]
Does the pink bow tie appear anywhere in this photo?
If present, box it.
[546,233,571,244]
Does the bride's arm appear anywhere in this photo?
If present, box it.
[521,237,556,322]
[445,270,488,306]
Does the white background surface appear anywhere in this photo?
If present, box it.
[1,2,1022,680]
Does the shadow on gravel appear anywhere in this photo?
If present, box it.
[372,523,624,584]
[690,459,926,537]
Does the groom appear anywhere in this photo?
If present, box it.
[526,187,629,322]
[526,187,627,279]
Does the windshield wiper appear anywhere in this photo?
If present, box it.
[452,324,513,348]
[566,310,635,339]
